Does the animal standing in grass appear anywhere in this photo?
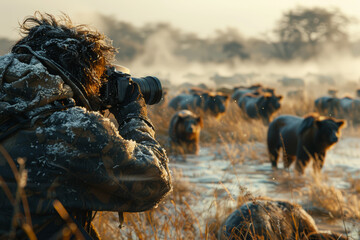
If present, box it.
[168,89,229,118]
[237,92,283,124]
[219,200,347,240]
[169,110,203,155]
[267,113,345,174]
[231,84,275,102]
[315,96,360,125]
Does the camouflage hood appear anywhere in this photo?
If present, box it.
[0,53,74,118]
[0,52,172,239]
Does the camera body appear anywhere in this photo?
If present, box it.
[101,67,163,109]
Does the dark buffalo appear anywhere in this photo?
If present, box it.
[327,89,338,97]
[314,96,341,117]
[267,114,345,174]
[168,90,229,118]
[168,110,203,155]
[237,92,282,124]
[231,84,275,102]
[315,96,360,125]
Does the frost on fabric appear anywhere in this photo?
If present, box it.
[46,142,74,157]
[8,57,44,78]
[44,107,112,150]
[130,141,161,169]
[46,107,89,127]
[0,54,13,76]
[117,117,165,169]
[96,114,120,138]
[120,118,155,138]
[0,53,73,115]
[125,139,136,156]
[45,107,91,139]
[28,104,54,119]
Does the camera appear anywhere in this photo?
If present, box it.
[100,67,163,108]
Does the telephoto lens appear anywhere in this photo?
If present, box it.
[132,76,163,105]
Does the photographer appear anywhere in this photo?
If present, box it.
[0,12,172,239]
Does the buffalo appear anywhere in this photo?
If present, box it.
[237,92,282,124]
[168,110,203,155]
[168,89,230,118]
[267,113,345,174]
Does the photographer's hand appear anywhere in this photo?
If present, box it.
[109,81,154,131]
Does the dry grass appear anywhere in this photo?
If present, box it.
[204,186,259,239]
[0,146,37,240]
[93,169,205,240]
[149,101,268,146]
[147,105,177,147]
[3,84,360,239]
[203,112,266,146]
[348,177,360,194]
[103,89,359,240]
[93,185,258,240]
[342,125,360,138]
[304,174,360,220]
[277,94,316,117]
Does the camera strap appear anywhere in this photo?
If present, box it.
[12,45,93,111]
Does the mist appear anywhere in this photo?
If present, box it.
[120,25,360,97]
[1,7,360,97]
[91,7,360,96]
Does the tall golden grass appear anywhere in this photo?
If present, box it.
[92,89,359,239]
[2,84,359,239]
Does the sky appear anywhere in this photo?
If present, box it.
[2,0,360,41]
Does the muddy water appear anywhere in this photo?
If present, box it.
[169,136,360,239]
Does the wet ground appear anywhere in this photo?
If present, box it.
[169,136,360,239]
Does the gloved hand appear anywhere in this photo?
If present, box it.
[109,81,154,130]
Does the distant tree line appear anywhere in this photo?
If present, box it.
[268,7,352,60]
[0,7,358,63]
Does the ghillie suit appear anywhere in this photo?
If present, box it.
[0,13,171,239]
[219,200,348,240]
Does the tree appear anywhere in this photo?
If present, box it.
[223,41,249,59]
[98,15,146,62]
[272,7,351,60]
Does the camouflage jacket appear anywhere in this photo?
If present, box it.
[0,53,172,239]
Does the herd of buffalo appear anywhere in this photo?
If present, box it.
[162,82,358,239]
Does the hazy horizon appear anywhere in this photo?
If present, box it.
[2,0,360,88]
[2,0,360,41]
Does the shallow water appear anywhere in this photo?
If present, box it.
[169,136,360,239]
